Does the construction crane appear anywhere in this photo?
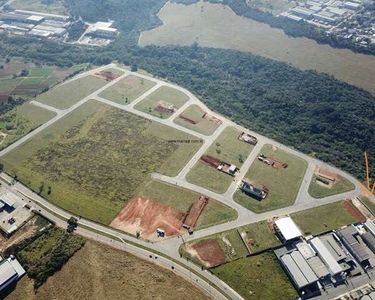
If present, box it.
[363,151,375,196]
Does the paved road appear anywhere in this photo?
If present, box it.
[0,173,239,300]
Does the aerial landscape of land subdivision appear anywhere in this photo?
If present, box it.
[0,0,374,299]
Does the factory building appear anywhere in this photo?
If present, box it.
[14,10,70,22]
[274,217,302,242]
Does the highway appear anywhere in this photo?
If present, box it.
[0,63,374,299]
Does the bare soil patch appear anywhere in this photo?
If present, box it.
[199,154,221,168]
[343,200,365,222]
[189,239,226,268]
[351,198,373,220]
[202,112,222,125]
[93,71,119,81]
[183,196,209,229]
[110,197,185,239]
[178,115,197,124]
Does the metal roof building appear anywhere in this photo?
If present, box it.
[0,191,19,207]
[0,257,26,292]
[310,237,343,275]
[320,234,347,262]
[280,251,319,289]
[275,217,302,242]
[337,226,370,264]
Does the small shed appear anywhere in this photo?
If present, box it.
[275,217,302,242]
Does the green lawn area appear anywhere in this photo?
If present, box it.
[291,201,357,235]
[0,100,203,225]
[211,252,298,300]
[135,86,189,119]
[186,127,254,194]
[0,78,22,92]
[308,174,356,198]
[18,77,45,86]
[234,144,308,213]
[28,69,53,77]
[240,220,280,252]
[186,161,234,194]
[360,197,375,216]
[10,0,68,14]
[0,102,56,150]
[135,180,237,230]
[99,75,156,104]
[144,121,203,176]
[36,75,108,109]
[174,105,220,136]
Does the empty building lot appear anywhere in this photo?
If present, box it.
[98,75,155,104]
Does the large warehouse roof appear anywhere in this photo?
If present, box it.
[275,217,302,241]
[310,237,343,275]
[281,251,318,289]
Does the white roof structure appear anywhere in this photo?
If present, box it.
[27,15,44,22]
[0,260,19,291]
[310,237,343,275]
[275,217,302,241]
[0,192,20,207]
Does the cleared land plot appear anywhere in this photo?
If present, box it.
[99,75,156,104]
[9,0,68,14]
[110,197,185,239]
[135,86,189,119]
[186,127,253,193]
[0,101,202,225]
[308,174,355,198]
[0,78,23,93]
[234,144,307,213]
[135,180,237,230]
[0,102,56,149]
[211,252,298,300]
[36,75,108,109]
[28,69,53,77]
[291,201,358,235]
[181,220,279,266]
[6,241,209,300]
[174,104,220,136]
[140,1,375,95]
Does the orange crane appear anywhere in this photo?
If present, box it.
[363,151,375,196]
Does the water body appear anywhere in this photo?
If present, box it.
[139,1,375,94]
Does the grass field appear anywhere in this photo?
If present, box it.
[140,1,375,95]
[135,180,237,230]
[186,127,254,193]
[291,201,358,235]
[174,105,220,136]
[234,144,307,213]
[0,101,203,225]
[7,241,209,300]
[241,220,280,252]
[37,75,107,109]
[308,174,355,198]
[143,121,203,176]
[99,75,155,104]
[186,162,234,194]
[0,64,82,96]
[9,0,68,14]
[0,103,56,149]
[135,86,189,119]
[211,252,298,300]
[360,197,375,216]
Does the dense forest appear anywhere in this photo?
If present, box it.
[0,0,374,182]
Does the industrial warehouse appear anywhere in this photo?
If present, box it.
[0,9,70,39]
[274,217,375,299]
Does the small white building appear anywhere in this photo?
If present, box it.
[0,256,26,292]
[275,217,302,242]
